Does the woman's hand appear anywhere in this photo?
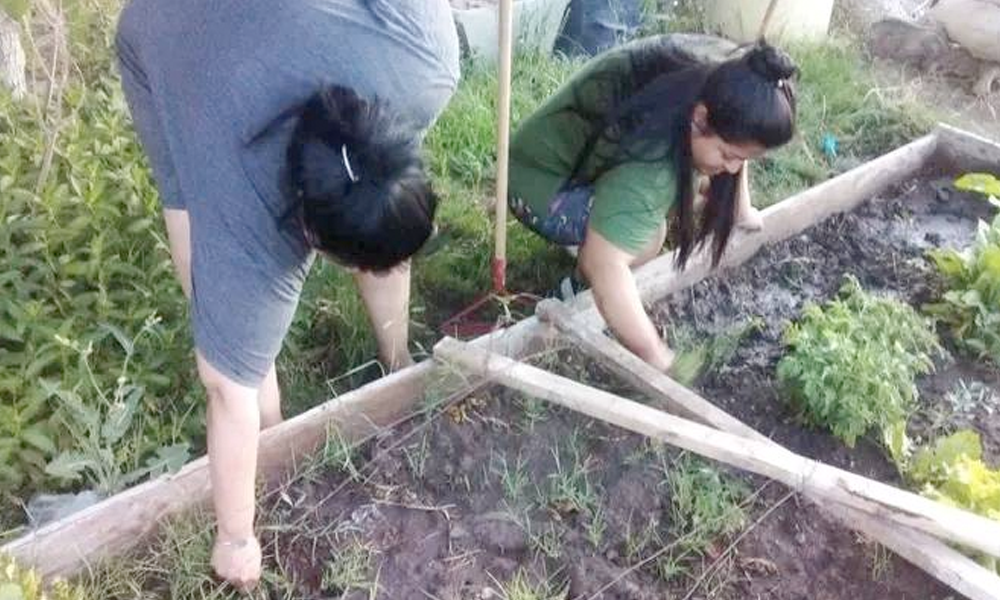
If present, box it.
[211,535,262,591]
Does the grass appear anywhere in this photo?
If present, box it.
[491,569,568,600]
[320,539,377,597]
[541,431,601,518]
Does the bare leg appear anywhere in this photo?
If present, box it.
[199,352,263,591]
[353,263,414,372]
[258,363,282,429]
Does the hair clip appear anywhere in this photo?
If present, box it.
[341,144,359,183]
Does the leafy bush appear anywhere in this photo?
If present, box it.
[926,206,1000,365]
[777,276,942,447]
[0,553,87,600]
[907,429,1000,572]
[909,430,1000,521]
[0,67,195,492]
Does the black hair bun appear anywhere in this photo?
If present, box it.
[746,43,798,83]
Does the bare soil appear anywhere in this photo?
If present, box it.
[248,174,998,599]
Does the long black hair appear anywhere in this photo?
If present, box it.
[284,85,437,272]
[567,38,797,268]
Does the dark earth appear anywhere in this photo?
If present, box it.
[255,174,997,600]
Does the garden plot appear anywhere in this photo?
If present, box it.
[83,174,1000,600]
[89,359,953,600]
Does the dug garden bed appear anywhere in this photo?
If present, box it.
[91,174,1000,599]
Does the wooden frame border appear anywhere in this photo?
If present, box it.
[5,124,999,590]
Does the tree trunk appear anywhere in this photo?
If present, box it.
[0,8,26,100]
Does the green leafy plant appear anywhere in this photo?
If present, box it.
[0,553,87,600]
[0,69,196,492]
[777,276,942,447]
[42,316,190,495]
[906,430,1000,572]
[926,207,1000,364]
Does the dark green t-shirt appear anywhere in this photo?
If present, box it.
[509,36,680,254]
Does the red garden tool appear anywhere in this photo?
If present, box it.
[440,0,540,338]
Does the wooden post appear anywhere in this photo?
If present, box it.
[492,0,513,292]
[435,337,1000,560]
[536,299,1000,600]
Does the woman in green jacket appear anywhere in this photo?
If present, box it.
[509,37,797,372]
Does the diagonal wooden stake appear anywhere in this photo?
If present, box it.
[434,337,1000,567]
[535,300,769,442]
[535,299,1000,600]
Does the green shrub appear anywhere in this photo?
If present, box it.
[907,429,1000,572]
[777,276,942,447]
[0,70,196,492]
[926,206,1000,365]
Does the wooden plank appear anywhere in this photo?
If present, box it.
[565,133,940,328]
[2,362,435,579]
[935,123,1000,172]
[435,337,1000,559]
[535,298,770,443]
[537,299,1000,600]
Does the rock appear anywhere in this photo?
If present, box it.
[868,18,949,69]
[867,17,982,84]
[929,0,1000,95]
[930,0,1000,63]
[835,0,927,32]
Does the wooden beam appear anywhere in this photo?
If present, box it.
[536,299,1000,600]
[935,123,1000,172]
[435,337,1000,560]
[2,362,436,579]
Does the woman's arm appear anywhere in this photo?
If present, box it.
[578,226,674,371]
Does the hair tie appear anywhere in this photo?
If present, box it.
[341,144,359,183]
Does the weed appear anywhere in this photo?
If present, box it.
[622,519,660,563]
[662,317,763,384]
[945,379,1000,416]
[402,431,431,481]
[492,452,532,508]
[0,552,86,600]
[517,394,549,431]
[584,501,607,550]
[654,456,748,581]
[528,521,564,560]
[778,276,942,449]
[321,539,377,596]
[318,427,364,482]
[541,434,600,518]
[492,568,568,600]
[42,315,190,495]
